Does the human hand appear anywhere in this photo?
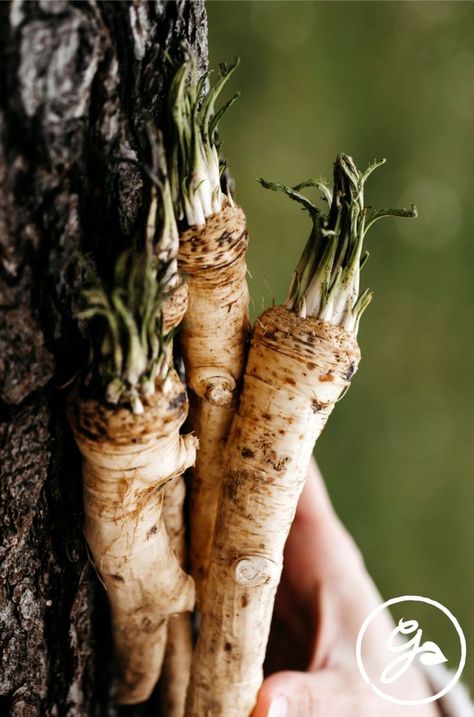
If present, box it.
[252,459,439,717]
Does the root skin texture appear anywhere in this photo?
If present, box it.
[163,280,189,335]
[186,305,360,717]
[68,370,197,705]
[188,399,234,594]
[179,203,249,407]
[179,203,250,596]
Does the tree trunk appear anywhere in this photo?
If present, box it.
[0,2,207,715]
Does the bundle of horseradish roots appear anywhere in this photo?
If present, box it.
[67,54,416,716]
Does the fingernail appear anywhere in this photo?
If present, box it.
[268,695,288,717]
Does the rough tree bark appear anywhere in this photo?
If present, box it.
[0,2,208,715]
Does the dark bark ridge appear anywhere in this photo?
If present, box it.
[0,2,207,715]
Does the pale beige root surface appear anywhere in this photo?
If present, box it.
[161,474,193,717]
[188,399,234,595]
[68,370,197,705]
[186,306,360,717]
[178,205,249,406]
[178,203,249,407]
[161,613,194,717]
[179,203,250,596]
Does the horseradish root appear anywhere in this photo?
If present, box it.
[179,203,249,596]
[186,154,416,716]
[69,245,197,704]
[168,54,250,596]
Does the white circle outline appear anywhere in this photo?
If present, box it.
[355,595,467,706]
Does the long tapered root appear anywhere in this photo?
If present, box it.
[186,306,360,716]
[68,371,197,705]
[179,202,250,597]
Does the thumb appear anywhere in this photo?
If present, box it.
[252,670,349,717]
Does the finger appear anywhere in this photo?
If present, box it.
[294,456,332,524]
[252,670,366,717]
[287,458,364,583]
[254,669,440,717]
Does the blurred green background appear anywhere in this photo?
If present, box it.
[207,0,474,693]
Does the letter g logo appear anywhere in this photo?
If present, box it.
[356,595,466,706]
